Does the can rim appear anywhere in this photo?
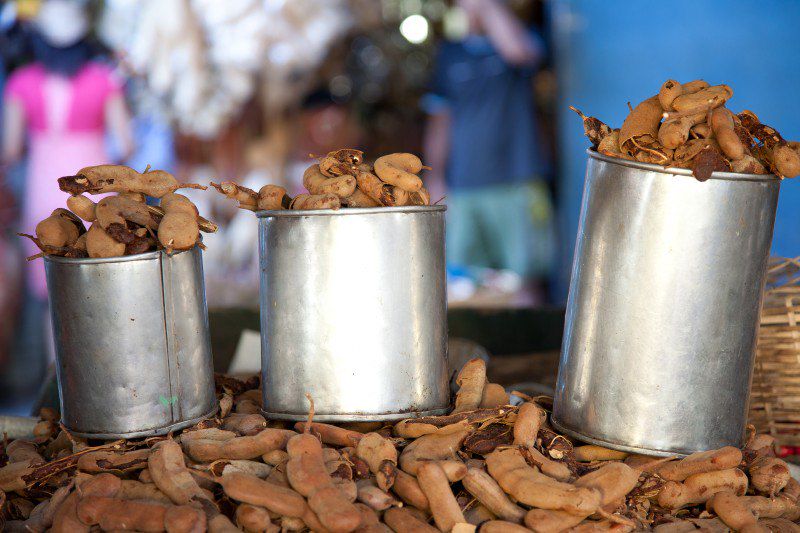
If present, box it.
[587,149,781,182]
[256,204,447,218]
[42,246,195,265]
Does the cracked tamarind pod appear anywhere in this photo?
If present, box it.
[96,195,160,244]
[59,165,205,198]
[210,181,259,210]
[569,106,612,149]
[319,148,364,177]
[739,111,800,178]
[618,95,663,155]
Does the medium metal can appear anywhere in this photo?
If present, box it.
[553,151,780,455]
[44,246,216,439]
[258,206,450,421]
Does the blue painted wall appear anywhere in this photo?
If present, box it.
[550,0,800,301]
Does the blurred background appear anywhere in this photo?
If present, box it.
[1,0,799,415]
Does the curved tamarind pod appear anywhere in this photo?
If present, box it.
[737,113,800,177]
[343,188,380,208]
[463,467,526,523]
[290,193,341,210]
[707,491,767,533]
[303,164,357,198]
[619,96,662,153]
[147,203,217,233]
[161,193,199,216]
[374,153,424,192]
[148,439,209,506]
[671,85,733,113]
[384,507,438,533]
[710,108,745,160]
[356,433,398,491]
[681,80,710,94]
[658,112,707,149]
[453,358,487,413]
[210,181,259,210]
[67,195,97,222]
[220,472,308,518]
[355,167,403,206]
[657,468,748,509]
[96,196,160,245]
[656,447,742,482]
[417,462,465,532]
[86,223,125,258]
[658,80,683,110]
[60,165,205,198]
[119,191,146,202]
[258,184,291,210]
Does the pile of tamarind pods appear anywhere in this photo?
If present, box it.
[20,165,217,260]
[211,149,432,211]
[1,359,796,532]
[573,80,800,181]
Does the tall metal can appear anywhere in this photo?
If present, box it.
[258,206,450,421]
[553,151,780,455]
[44,247,217,439]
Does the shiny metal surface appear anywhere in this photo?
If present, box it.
[44,247,216,438]
[553,151,780,456]
[258,206,449,421]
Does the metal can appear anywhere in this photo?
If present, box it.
[44,247,217,439]
[553,151,780,456]
[258,206,449,421]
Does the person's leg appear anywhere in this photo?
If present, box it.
[480,180,556,303]
[445,188,490,272]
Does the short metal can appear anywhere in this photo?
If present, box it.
[258,206,450,421]
[44,246,217,439]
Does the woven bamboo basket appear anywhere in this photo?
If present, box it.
[748,257,800,446]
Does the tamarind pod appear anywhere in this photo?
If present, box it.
[77,496,169,531]
[357,481,400,511]
[479,383,509,409]
[67,195,97,222]
[710,108,745,160]
[565,520,635,533]
[35,214,80,248]
[672,85,733,113]
[158,211,200,251]
[73,232,88,253]
[234,503,279,533]
[691,123,713,139]
[319,149,364,177]
[52,473,121,533]
[220,459,273,479]
[221,412,267,436]
[183,428,294,462]
[782,477,800,502]
[708,491,767,533]
[454,358,488,413]
[354,501,381,528]
[681,80,711,94]
[393,419,442,438]
[572,445,628,462]
[119,191,146,202]
[356,432,398,491]
[513,402,546,449]
[772,145,800,178]
[160,193,199,217]
[197,215,218,233]
[294,422,363,447]
[374,154,424,192]
[304,164,358,198]
[219,472,308,518]
[658,80,683,110]
[463,467,525,523]
[398,429,470,475]
[486,448,600,514]
[333,477,359,502]
[61,165,205,198]
[209,181,259,210]
[730,154,769,175]
[286,433,362,532]
[619,96,662,152]
[164,505,207,533]
[692,145,732,181]
[323,447,342,463]
[674,138,720,164]
[744,495,800,520]
[116,480,172,503]
[439,459,468,482]
[569,106,613,148]
[290,193,341,210]
[523,447,571,482]
[355,169,403,206]
[97,195,160,236]
[596,130,623,158]
[384,507,437,533]
[257,185,291,211]
[749,457,791,496]
[760,518,800,533]
[746,433,778,459]
[266,460,291,487]
[657,468,748,509]
[391,469,430,511]
[85,223,125,258]
[6,440,44,465]
[658,112,707,149]
[148,439,208,506]
[263,449,290,465]
[281,516,307,531]
[480,521,534,533]
[416,461,465,531]
[180,428,237,442]
[343,187,380,208]
[77,448,150,473]
[656,446,742,482]
[21,481,72,532]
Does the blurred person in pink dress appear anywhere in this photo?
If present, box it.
[2,0,133,299]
